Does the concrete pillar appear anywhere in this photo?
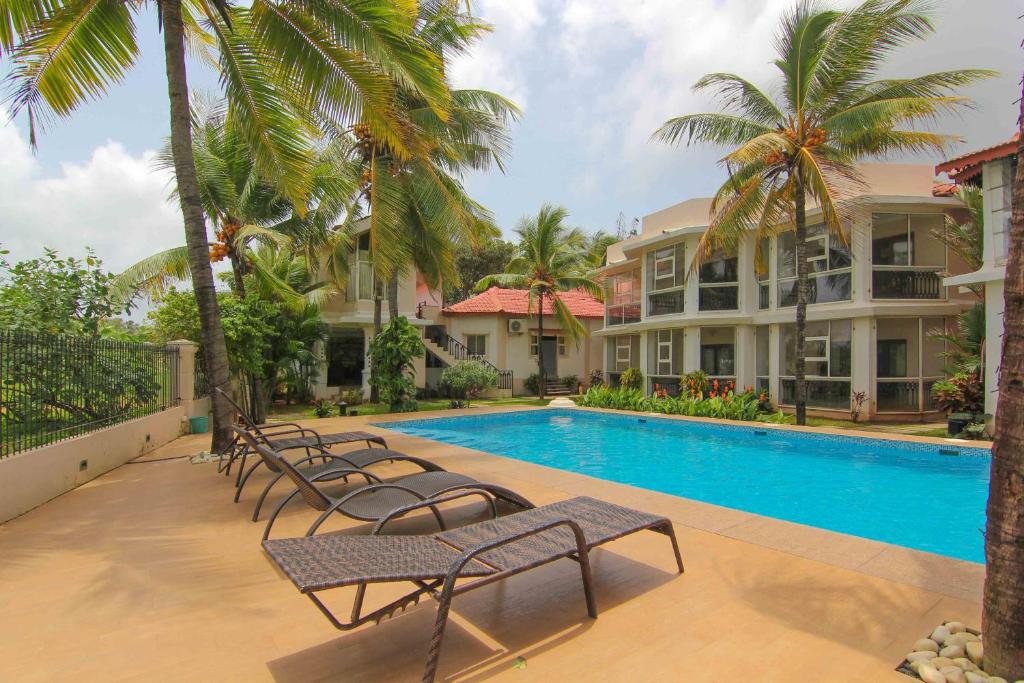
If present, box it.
[682,326,700,374]
[768,323,781,404]
[851,317,874,417]
[167,340,200,418]
[361,327,373,400]
[985,281,1004,421]
[735,324,756,391]
[638,330,650,386]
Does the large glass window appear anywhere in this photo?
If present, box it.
[606,269,641,326]
[757,238,770,310]
[346,233,375,301]
[779,319,853,410]
[698,250,739,311]
[646,242,686,316]
[606,335,640,386]
[876,317,947,412]
[647,328,685,394]
[777,225,852,307]
[871,213,946,299]
[700,327,735,380]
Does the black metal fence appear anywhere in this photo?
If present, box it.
[0,330,180,458]
[194,353,209,398]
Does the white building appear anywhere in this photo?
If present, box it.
[598,164,976,421]
[938,133,1019,422]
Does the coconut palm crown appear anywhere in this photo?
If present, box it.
[653,0,993,424]
[476,204,603,399]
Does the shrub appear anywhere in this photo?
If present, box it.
[588,369,604,388]
[368,317,425,412]
[312,398,334,418]
[619,367,643,391]
[561,374,578,390]
[524,373,541,395]
[341,389,364,406]
[680,370,710,397]
[577,385,762,422]
[930,372,984,415]
[441,360,499,405]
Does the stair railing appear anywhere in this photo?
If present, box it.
[425,326,514,390]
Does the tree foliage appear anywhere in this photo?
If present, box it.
[441,359,498,404]
[444,239,516,305]
[367,316,424,411]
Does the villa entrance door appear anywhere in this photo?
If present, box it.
[541,336,558,377]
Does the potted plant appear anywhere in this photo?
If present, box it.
[930,372,984,436]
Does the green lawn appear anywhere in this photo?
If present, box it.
[268,396,551,421]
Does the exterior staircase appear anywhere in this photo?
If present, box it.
[423,326,514,394]
[543,379,572,396]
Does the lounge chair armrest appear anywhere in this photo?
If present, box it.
[307,467,382,485]
[305,483,431,537]
[257,424,325,446]
[370,489,499,536]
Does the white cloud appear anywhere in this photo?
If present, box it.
[0,116,186,275]
[448,0,545,108]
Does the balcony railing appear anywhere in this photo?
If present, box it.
[778,271,852,307]
[424,326,513,390]
[872,268,942,299]
[698,285,738,311]
[647,290,685,317]
[780,378,851,410]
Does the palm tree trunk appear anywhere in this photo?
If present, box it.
[388,271,399,321]
[793,169,808,426]
[537,290,545,400]
[161,0,233,451]
[369,279,383,403]
[981,80,1024,680]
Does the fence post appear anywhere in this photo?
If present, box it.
[167,340,199,418]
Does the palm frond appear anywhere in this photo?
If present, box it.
[110,245,191,304]
[694,72,784,126]
[652,112,773,147]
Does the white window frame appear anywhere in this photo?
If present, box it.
[530,333,566,357]
[615,337,632,368]
[656,329,673,376]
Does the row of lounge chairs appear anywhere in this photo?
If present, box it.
[216,388,684,682]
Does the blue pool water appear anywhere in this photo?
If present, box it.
[374,409,991,563]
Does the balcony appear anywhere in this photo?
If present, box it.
[780,378,851,410]
[647,290,685,317]
[698,285,738,311]
[778,271,852,307]
[872,268,943,300]
[606,303,641,326]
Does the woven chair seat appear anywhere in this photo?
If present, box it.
[267,430,384,452]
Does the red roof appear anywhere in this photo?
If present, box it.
[935,132,1019,183]
[932,182,957,197]
[443,287,604,319]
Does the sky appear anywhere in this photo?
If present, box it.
[1,0,1021,275]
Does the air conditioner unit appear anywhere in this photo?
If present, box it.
[507,319,527,335]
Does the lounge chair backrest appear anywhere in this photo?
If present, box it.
[232,427,331,511]
[216,387,268,440]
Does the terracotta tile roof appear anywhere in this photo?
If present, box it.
[932,182,957,197]
[443,287,604,319]
[935,132,1019,182]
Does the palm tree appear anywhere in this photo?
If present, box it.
[652,0,992,425]
[2,0,449,450]
[477,204,603,399]
[936,184,985,275]
[982,70,1024,681]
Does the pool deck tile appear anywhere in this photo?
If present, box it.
[0,405,984,682]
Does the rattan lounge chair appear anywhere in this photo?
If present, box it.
[233,429,533,539]
[263,492,684,683]
[215,388,441,504]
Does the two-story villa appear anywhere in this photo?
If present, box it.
[597,163,975,421]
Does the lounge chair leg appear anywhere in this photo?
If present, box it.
[263,489,300,541]
[423,577,458,683]
[234,459,263,503]
[234,451,248,488]
[663,523,685,574]
[577,547,598,619]
[252,471,287,521]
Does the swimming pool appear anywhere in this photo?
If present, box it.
[374,409,991,563]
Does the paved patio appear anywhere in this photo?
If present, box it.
[0,407,984,681]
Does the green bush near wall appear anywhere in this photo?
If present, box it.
[577,385,762,421]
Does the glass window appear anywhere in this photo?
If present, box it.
[646,242,686,316]
[780,320,852,380]
[465,334,486,357]
[698,250,739,311]
[778,232,796,279]
[606,269,642,326]
[647,329,684,379]
[699,252,738,283]
[755,325,769,377]
[872,214,911,265]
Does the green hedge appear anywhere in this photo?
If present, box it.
[576,385,761,421]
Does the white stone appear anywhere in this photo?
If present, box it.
[932,625,952,645]
[952,657,978,672]
[988,678,1008,683]
[966,641,984,666]
[547,398,576,407]
[947,622,967,634]
[933,657,957,670]
[918,664,948,683]
[941,645,967,659]
[915,639,942,653]
[942,667,967,683]
[909,651,940,663]
[948,634,972,649]
[964,673,987,683]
